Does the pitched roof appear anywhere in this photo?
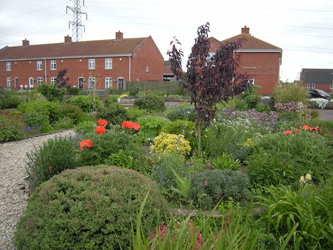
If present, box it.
[221,33,282,52]
[0,37,148,61]
[301,68,333,84]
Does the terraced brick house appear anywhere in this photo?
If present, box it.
[300,68,333,93]
[208,26,283,95]
[0,31,163,90]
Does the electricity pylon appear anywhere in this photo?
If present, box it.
[66,0,88,42]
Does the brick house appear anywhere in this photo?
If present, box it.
[300,68,333,93]
[0,31,163,90]
[208,26,282,95]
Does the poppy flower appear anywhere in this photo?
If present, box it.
[310,126,318,132]
[96,126,106,135]
[122,121,140,131]
[79,140,93,150]
[302,125,309,130]
[284,130,292,135]
[98,119,108,127]
[293,129,299,134]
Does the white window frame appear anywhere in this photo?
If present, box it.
[105,77,112,89]
[117,77,125,89]
[29,77,34,88]
[307,83,315,89]
[88,59,95,70]
[50,77,57,84]
[105,58,112,69]
[249,78,255,85]
[7,77,11,88]
[6,62,11,71]
[37,77,43,86]
[88,77,95,89]
[37,61,42,71]
[50,60,56,70]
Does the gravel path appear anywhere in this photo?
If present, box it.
[0,130,77,250]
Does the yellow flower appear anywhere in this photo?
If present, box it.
[299,176,306,184]
[305,173,312,182]
[150,132,191,155]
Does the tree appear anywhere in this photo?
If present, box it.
[167,22,251,153]
[56,69,70,89]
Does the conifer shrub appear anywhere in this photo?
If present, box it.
[15,165,167,250]
[134,94,166,112]
[190,169,252,210]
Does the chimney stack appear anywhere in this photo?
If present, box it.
[116,30,123,40]
[64,35,72,43]
[22,39,29,46]
[241,26,250,34]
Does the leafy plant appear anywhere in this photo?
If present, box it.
[134,94,166,112]
[0,95,22,109]
[59,103,84,124]
[150,132,191,156]
[272,80,309,104]
[95,102,129,127]
[67,86,80,95]
[166,105,195,121]
[74,120,96,135]
[65,95,102,113]
[36,83,66,102]
[137,116,170,138]
[127,107,148,122]
[52,116,74,130]
[25,136,77,192]
[190,169,252,210]
[0,110,25,142]
[15,165,167,250]
[170,168,192,201]
[210,153,241,171]
[129,86,140,96]
[103,95,118,107]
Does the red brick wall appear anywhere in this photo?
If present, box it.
[131,36,163,81]
[237,52,281,95]
[302,83,332,92]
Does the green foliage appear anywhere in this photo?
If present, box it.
[246,131,333,187]
[170,168,192,201]
[36,83,66,102]
[137,116,170,138]
[129,86,140,96]
[67,86,80,95]
[134,94,166,112]
[25,136,77,192]
[0,110,25,142]
[190,169,252,210]
[272,81,309,104]
[24,112,51,134]
[15,165,167,250]
[52,117,74,130]
[127,107,148,122]
[161,120,199,152]
[74,120,96,135]
[0,95,22,109]
[150,132,191,156]
[210,153,241,171]
[257,184,333,249]
[242,94,261,109]
[65,95,102,113]
[95,102,129,127]
[166,104,195,121]
[59,103,85,124]
[126,81,181,95]
[103,95,118,107]
[17,100,62,123]
[76,127,144,169]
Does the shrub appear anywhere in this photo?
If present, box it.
[134,94,166,112]
[52,117,74,130]
[103,95,118,107]
[65,95,102,112]
[242,94,261,110]
[190,169,252,210]
[0,110,25,142]
[15,165,167,250]
[59,103,85,124]
[24,112,51,134]
[95,102,129,127]
[74,120,96,135]
[67,86,80,95]
[17,100,62,123]
[271,81,309,104]
[26,136,77,192]
[210,153,241,171]
[150,132,191,156]
[36,83,66,102]
[137,116,170,138]
[0,95,22,109]
[127,107,148,122]
[166,105,195,121]
[246,130,333,187]
[129,86,140,96]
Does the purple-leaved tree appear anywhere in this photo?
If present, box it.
[56,69,70,89]
[168,22,252,153]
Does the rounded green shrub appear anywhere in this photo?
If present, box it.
[150,132,191,156]
[65,95,102,113]
[190,169,252,210]
[0,95,22,109]
[0,110,25,142]
[134,94,165,112]
[127,107,148,122]
[59,103,84,124]
[17,100,61,123]
[67,86,80,95]
[103,95,118,108]
[95,102,129,127]
[137,115,170,138]
[15,165,167,250]
[74,120,96,135]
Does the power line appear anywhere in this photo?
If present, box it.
[66,0,88,42]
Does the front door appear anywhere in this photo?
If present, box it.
[117,77,124,89]
[78,77,84,89]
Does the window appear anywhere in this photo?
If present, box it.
[7,77,11,88]
[29,77,34,88]
[88,59,95,70]
[50,77,57,84]
[330,83,333,90]
[50,60,56,70]
[105,58,112,69]
[105,77,112,89]
[88,77,95,89]
[78,77,84,89]
[37,61,42,71]
[15,78,19,88]
[6,62,11,71]
[117,77,124,89]
[37,77,43,86]
[146,66,149,73]
[307,83,315,89]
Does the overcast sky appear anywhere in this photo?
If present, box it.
[1,0,333,82]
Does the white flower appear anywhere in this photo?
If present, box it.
[305,173,312,181]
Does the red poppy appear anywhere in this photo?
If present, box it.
[96,126,106,135]
[310,126,318,132]
[79,140,93,150]
[98,119,108,127]
[293,129,299,134]
[122,121,140,131]
[302,125,309,130]
[284,130,292,135]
